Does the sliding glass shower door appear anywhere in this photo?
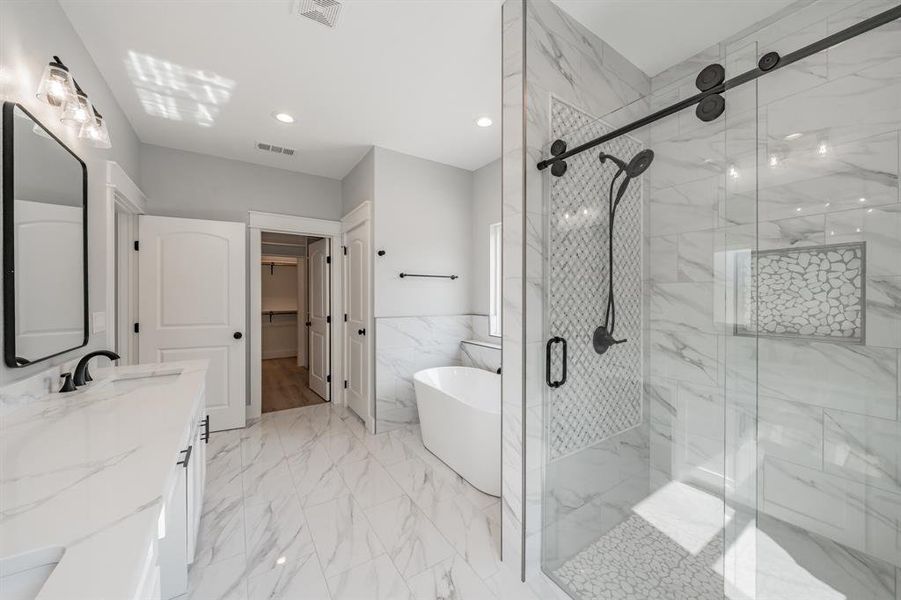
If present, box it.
[537,3,901,599]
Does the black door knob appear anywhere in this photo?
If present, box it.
[358,328,366,336]
[233,332,243,339]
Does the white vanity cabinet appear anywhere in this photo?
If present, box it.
[159,396,208,600]
[186,408,208,564]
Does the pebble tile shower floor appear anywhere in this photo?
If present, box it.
[181,402,539,600]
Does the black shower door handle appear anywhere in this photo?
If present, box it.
[545,336,567,388]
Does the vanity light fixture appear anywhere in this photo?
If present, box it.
[35,55,112,149]
[35,56,75,108]
[476,116,493,128]
[273,112,295,124]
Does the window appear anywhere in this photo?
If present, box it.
[489,222,502,337]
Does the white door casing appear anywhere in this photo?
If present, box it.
[344,222,370,422]
[138,215,246,431]
[296,257,307,368]
[308,238,330,401]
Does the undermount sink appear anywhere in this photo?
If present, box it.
[0,547,64,600]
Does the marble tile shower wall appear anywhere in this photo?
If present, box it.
[501,0,651,589]
[647,0,901,596]
[374,315,495,433]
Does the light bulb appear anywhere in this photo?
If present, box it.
[61,90,93,126]
[36,58,75,108]
[79,108,111,149]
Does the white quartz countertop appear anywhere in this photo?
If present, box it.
[0,360,208,600]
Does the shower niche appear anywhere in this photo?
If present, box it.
[735,242,866,343]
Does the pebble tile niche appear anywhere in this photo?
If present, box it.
[736,242,866,343]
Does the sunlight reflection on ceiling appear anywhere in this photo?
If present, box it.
[126,51,235,127]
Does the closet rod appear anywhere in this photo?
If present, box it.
[263,310,298,322]
[264,261,298,274]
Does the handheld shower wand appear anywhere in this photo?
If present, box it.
[593,149,654,355]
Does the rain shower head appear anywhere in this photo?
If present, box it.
[626,149,654,178]
[598,149,655,180]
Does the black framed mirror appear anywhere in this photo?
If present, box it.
[2,102,88,368]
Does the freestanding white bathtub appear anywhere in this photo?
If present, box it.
[413,366,501,497]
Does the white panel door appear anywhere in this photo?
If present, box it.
[308,238,330,401]
[344,223,370,422]
[139,216,246,431]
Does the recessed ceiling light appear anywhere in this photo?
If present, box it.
[476,116,493,128]
[784,132,803,141]
[273,112,295,124]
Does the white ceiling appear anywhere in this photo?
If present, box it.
[60,0,503,180]
[61,0,798,181]
[552,0,797,77]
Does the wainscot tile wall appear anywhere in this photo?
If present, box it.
[374,315,499,433]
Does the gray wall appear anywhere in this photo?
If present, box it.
[341,148,375,217]
[372,147,474,318]
[0,0,142,386]
[140,143,342,222]
[470,158,501,316]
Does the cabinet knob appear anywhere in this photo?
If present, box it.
[358,328,366,336]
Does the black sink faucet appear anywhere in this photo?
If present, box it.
[73,350,121,386]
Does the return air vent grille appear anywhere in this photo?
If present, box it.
[294,0,341,28]
[255,142,295,157]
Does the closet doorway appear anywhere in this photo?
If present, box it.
[259,232,327,413]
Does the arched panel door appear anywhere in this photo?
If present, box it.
[139,215,246,431]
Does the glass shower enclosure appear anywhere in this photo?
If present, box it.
[534,2,901,599]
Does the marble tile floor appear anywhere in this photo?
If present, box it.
[180,401,542,600]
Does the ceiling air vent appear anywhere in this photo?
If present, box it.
[255,142,296,157]
[294,0,342,28]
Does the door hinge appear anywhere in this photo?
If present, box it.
[344,380,348,389]
[344,313,348,322]
[133,240,139,251]
[343,246,347,255]
[326,256,331,264]
[133,322,140,333]
[326,315,331,324]
[327,374,331,383]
